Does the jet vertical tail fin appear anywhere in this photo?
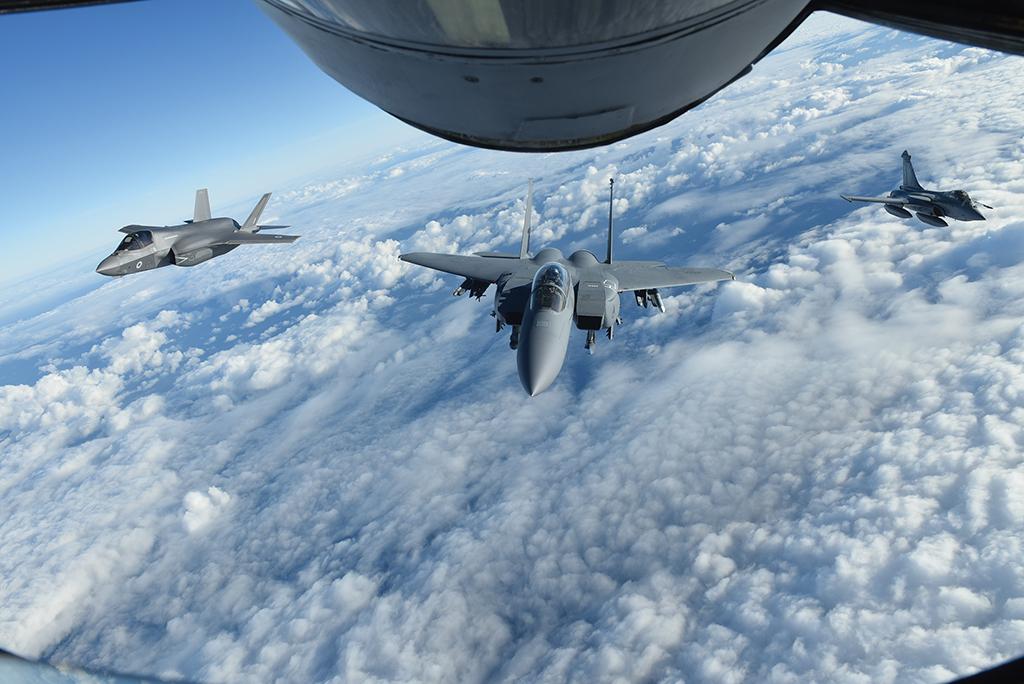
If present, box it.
[901,150,922,190]
[519,179,533,259]
[194,189,211,223]
[241,193,272,232]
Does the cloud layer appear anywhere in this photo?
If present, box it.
[2,13,1024,684]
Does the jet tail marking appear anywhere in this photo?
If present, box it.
[241,193,272,232]
[519,179,533,259]
[194,188,211,223]
[901,150,922,190]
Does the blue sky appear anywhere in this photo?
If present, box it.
[0,0,419,285]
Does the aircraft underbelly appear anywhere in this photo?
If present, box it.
[256,0,807,151]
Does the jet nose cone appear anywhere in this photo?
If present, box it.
[521,363,559,396]
[517,335,565,397]
[970,207,986,221]
[95,255,120,276]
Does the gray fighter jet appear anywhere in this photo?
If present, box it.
[400,180,733,396]
[841,151,990,227]
[95,189,299,277]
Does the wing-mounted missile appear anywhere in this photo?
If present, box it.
[649,289,665,313]
[632,288,666,312]
[884,204,913,219]
[453,276,490,299]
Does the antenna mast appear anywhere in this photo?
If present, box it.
[520,178,533,259]
[605,178,614,264]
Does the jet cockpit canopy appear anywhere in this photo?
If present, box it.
[531,262,570,313]
[116,230,154,252]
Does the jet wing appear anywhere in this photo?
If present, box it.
[473,251,522,259]
[400,252,526,283]
[223,232,299,244]
[840,194,912,205]
[609,263,734,292]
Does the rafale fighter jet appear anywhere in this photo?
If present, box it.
[400,180,733,396]
[95,190,299,277]
[841,151,990,228]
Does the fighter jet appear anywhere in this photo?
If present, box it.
[400,180,733,396]
[841,151,990,227]
[95,189,299,277]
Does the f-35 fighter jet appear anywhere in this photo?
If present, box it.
[400,180,733,396]
[841,151,990,227]
[95,189,299,277]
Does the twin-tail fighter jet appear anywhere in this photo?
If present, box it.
[95,190,299,277]
[841,151,990,227]
[400,180,733,396]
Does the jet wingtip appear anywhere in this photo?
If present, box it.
[399,252,433,262]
